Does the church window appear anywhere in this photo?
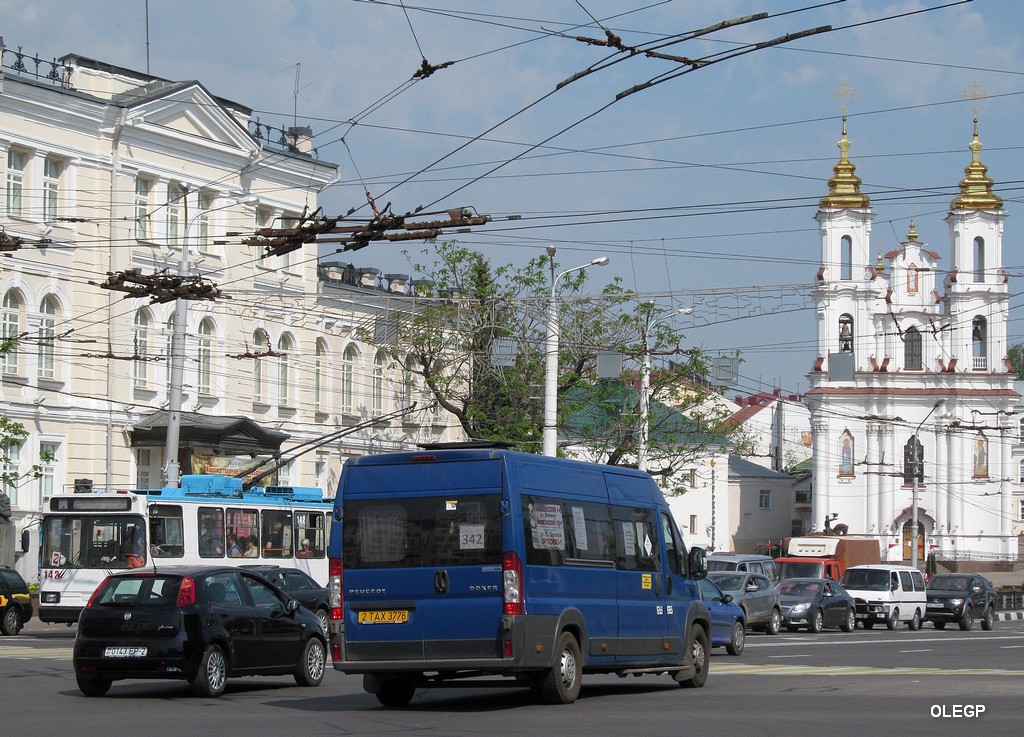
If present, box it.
[838,314,854,353]
[840,235,852,280]
[904,326,922,370]
[973,237,985,282]
[838,430,854,477]
[972,432,988,478]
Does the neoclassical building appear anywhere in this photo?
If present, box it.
[804,117,1019,563]
[1,45,460,578]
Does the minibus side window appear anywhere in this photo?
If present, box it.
[660,512,687,576]
[522,495,614,567]
[612,507,660,572]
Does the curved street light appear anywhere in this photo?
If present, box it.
[164,190,258,487]
[542,248,609,457]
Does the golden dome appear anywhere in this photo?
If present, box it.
[820,117,870,209]
[950,118,1002,210]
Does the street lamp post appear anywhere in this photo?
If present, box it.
[542,248,609,457]
[910,398,946,569]
[637,303,691,472]
[164,190,257,488]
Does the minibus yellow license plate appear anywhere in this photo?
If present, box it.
[358,610,409,624]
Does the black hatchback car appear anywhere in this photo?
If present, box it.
[0,565,33,636]
[73,566,327,697]
[240,565,329,633]
[924,573,998,631]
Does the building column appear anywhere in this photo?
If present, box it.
[866,421,880,534]
[811,419,829,532]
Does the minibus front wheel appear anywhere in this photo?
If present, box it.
[541,631,582,704]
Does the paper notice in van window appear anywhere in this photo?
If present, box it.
[445,500,458,511]
[531,504,565,550]
[460,524,485,549]
[622,523,636,556]
[571,506,589,551]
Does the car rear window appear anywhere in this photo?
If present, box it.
[93,575,180,606]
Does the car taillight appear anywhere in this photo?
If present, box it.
[503,551,523,615]
[329,556,344,621]
[85,578,110,608]
[176,576,196,607]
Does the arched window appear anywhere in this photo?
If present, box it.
[973,236,985,282]
[903,435,925,485]
[397,361,413,411]
[840,235,852,280]
[372,351,386,416]
[37,295,57,381]
[314,339,328,414]
[904,326,922,370]
[2,290,23,375]
[907,263,919,293]
[278,333,294,406]
[133,310,150,388]
[197,318,214,395]
[839,430,855,477]
[253,329,269,403]
[341,345,356,414]
[972,431,988,478]
[838,313,854,353]
[971,316,987,371]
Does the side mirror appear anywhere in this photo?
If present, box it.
[21,528,31,553]
[723,594,734,604]
[286,598,301,613]
[689,546,708,580]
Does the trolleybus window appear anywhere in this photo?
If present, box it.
[42,513,147,569]
[149,504,184,558]
[262,510,293,558]
[198,507,225,557]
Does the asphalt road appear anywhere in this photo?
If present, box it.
[3,618,1022,737]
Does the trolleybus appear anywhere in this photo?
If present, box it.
[38,474,332,624]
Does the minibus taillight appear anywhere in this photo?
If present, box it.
[329,556,344,621]
[502,551,523,615]
[176,576,196,607]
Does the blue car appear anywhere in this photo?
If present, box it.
[697,578,746,655]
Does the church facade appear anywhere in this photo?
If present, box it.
[804,118,1018,563]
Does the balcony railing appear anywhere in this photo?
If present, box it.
[1,44,73,88]
[972,356,988,371]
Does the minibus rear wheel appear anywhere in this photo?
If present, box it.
[541,631,582,704]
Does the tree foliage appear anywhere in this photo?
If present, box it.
[366,242,735,477]
[1007,343,1024,380]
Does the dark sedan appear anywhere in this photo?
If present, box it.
[778,577,856,633]
[240,565,329,632]
[73,566,327,697]
[924,573,997,631]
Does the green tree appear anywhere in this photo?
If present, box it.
[1007,343,1024,380]
[367,243,735,479]
[0,339,54,495]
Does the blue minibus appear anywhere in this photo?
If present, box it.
[327,447,711,705]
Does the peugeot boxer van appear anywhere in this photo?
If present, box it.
[840,564,927,630]
[327,447,711,706]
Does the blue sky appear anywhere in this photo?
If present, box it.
[4,0,1024,397]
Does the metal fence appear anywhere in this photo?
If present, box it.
[996,591,1024,611]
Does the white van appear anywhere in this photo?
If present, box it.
[840,564,927,630]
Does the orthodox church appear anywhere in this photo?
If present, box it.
[804,117,1018,563]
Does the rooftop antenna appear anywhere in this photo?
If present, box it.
[145,0,151,74]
